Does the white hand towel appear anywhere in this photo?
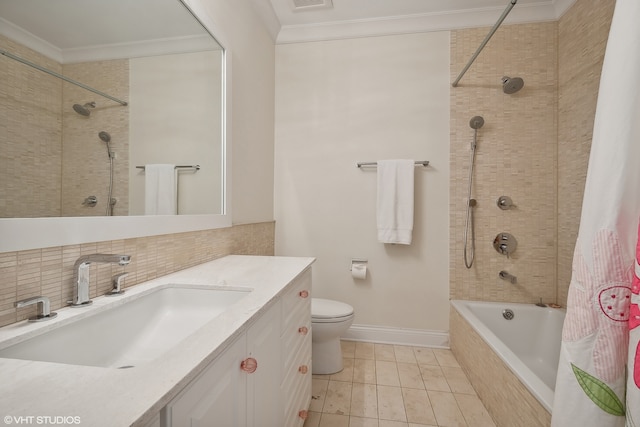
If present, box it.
[144,164,176,215]
[376,159,415,245]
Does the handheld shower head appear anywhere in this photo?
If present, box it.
[502,76,524,94]
[73,102,95,116]
[469,116,485,129]
[98,131,111,143]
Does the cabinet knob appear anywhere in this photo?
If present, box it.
[240,357,258,374]
[298,410,309,420]
[299,290,309,298]
[298,326,309,335]
[298,365,309,374]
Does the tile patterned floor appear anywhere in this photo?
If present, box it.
[304,341,496,427]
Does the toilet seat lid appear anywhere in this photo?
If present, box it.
[312,298,354,319]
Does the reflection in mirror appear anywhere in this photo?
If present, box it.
[0,0,224,218]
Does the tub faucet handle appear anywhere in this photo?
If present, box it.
[107,272,129,296]
[15,296,58,322]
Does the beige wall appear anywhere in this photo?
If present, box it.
[557,0,615,305]
[194,0,276,225]
[274,32,451,331]
[128,51,223,215]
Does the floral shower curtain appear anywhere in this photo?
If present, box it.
[551,1,640,426]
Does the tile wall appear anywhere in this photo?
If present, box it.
[449,22,559,304]
[0,35,129,218]
[556,0,615,305]
[0,222,275,328]
[1,35,63,218]
[450,0,616,306]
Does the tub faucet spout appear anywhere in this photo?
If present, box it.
[70,254,131,307]
[498,270,517,284]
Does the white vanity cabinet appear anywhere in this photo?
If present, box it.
[162,268,312,427]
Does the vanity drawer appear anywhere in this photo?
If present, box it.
[282,269,311,326]
[282,314,311,368]
[282,350,312,427]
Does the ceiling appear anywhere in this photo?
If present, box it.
[250,0,577,43]
[0,0,219,63]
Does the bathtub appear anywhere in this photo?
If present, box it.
[450,300,565,427]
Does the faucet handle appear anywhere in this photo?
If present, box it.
[15,296,58,322]
[107,273,129,296]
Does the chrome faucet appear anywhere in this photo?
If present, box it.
[498,270,517,284]
[70,254,131,307]
[106,272,129,296]
[15,296,57,322]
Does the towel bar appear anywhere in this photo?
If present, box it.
[356,161,429,168]
[136,165,200,171]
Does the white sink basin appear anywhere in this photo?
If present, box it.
[0,285,251,368]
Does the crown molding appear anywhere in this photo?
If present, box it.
[0,17,216,65]
[0,17,63,62]
[276,0,577,44]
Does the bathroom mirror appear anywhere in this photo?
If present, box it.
[0,0,232,251]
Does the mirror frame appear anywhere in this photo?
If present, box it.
[0,0,232,253]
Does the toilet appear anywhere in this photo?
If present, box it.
[311,298,355,374]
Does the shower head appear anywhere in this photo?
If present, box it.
[469,116,485,129]
[98,131,111,143]
[73,102,95,116]
[502,76,524,94]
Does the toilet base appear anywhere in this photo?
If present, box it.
[312,337,344,374]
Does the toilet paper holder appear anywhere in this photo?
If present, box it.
[350,259,368,270]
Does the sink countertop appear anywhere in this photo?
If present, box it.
[0,255,315,426]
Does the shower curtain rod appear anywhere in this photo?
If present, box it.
[0,48,128,106]
[451,0,517,87]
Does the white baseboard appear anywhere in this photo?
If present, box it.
[341,324,449,349]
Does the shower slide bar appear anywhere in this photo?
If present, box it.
[451,0,517,87]
[357,160,429,168]
[0,48,128,106]
[136,165,201,171]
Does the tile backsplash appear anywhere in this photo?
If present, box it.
[0,222,275,328]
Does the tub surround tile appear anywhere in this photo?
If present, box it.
[450,309,550,427]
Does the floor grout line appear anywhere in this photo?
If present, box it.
[305,341,497,427]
